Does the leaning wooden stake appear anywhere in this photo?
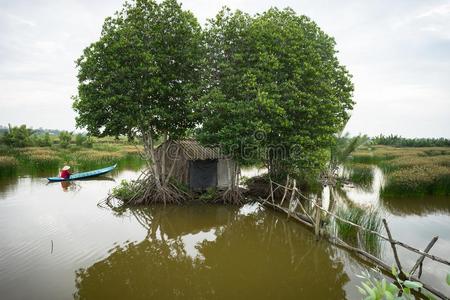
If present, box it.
[280,175,290,206]
[269,178,275,203]
[382,219,403,275]
[410,236,438,276]
[314,196,322,240]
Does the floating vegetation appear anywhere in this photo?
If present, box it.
[333,205,382,256]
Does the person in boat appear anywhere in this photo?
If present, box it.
[60,165,71,179]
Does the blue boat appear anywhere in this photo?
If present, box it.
[47,164,117,182]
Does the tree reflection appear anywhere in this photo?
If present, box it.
[74,205,350,299]
[381,195,450,216]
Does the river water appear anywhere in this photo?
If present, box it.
[0,165,449,299]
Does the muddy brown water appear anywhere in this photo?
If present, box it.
[0,165,449,299]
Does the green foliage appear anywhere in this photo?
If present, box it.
[1,124,34,148]
[357,267,431,300]
[112,180,142,202]
[75,134,93,148]
[32,132,52,147]
[58,131,73,148]
[75,134,87,146]
[73,0,203,142]
[197,8,354,178]
[198,187,220,202]
[373,134,450,147]
[330,132,369,170]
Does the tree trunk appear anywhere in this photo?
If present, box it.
[143,132,161,188]
[161,133,167,184]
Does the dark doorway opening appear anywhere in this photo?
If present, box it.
[189,159,217,190]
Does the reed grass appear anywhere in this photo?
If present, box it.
[346,164,374,186]
[382,165,450,197]
[119,145,143,156]
[0,156,18,175]
[0,143,144,173]
[72,150,122,168]
[18,148,61,168]
[352,146,450,196]
[333,205,382,256]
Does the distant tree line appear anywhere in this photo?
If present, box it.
[0,124,92,148]
[0,125,61,136]
[371,134,450,147]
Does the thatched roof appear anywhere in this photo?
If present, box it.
[159,139,225,160]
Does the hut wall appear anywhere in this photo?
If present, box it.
[217,159,235,188]
[155,144,189,185]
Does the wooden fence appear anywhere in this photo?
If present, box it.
[258,178,449,300]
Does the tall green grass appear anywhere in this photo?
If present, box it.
[381,165,450,197]
[0,156,18,175]
[345,164,374,188]
[0,144,144,174]
[18,148,61,168]
[333,205,382,256]
[352,146,450,197]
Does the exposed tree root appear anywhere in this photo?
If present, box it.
[107,169,192,206]
[220,187,244,205]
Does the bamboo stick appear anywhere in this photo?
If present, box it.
[280,176,290,206]
[410,236,438,276]
[315,196,322,240]
[382,219,403,274]
[328,236,448,300]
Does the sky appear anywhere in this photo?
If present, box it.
[0,0,449,138]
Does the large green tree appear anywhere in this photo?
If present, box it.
[198,8,354,180]
[73,0,203,202]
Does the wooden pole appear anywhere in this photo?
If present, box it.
[382,219,403,275]
[269,178,275,203]
[280,175,290,206]
[315,196,322,240]
[328,236,448,300]
[410,236,438,276]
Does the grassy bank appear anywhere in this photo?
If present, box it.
[0,138,144,175]
[352,146,450,197]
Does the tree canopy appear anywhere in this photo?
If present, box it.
[197,8,354,178]
[73,0,203,141]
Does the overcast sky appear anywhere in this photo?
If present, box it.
[0,0,449,137]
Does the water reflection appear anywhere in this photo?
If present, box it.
[381,196,450,216]
[74,205,350,299]
[0,175,19,197]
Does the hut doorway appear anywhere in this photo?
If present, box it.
[189,159,218,190]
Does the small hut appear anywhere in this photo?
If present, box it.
[155,139,238,191]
